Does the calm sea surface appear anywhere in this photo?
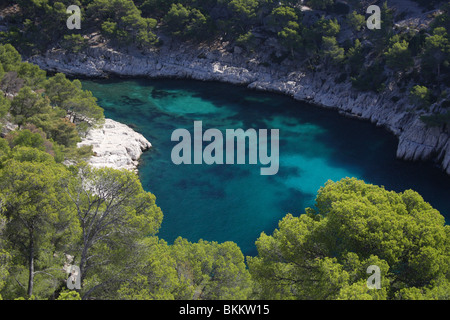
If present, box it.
[81,78,450,256]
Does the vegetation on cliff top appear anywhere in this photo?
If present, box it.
[0,1,449,127]
[0,43,103,163]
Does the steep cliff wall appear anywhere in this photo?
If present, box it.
[29,42,450,175]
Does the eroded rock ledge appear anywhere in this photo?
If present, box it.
[77,118,151,172]
[29,42,450,175]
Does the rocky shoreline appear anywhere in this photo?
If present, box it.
[29,41,450,175]
[77,118,151,172]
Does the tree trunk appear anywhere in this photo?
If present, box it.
[79,248,87,284]
[27,236,34,297]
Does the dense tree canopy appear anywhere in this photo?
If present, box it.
[87,0,159,48]
[0,153,80,298]
[163,3,210,40]
[248,178,450,300]
[0,44,103,163]
[0,136,448,300]
[384,36,414,71]
[117,237,253,300]
[1,0,449,106]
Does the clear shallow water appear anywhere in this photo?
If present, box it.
[81,78,450,256]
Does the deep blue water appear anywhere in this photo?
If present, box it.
[81,78,450,256]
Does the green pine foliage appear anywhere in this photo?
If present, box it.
[384,37,414,71]
[0,1,449,301]
[247,178,450,300]
[0,44,102,163]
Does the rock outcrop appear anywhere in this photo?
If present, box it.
[29,40,450,175]
[77,118,151,172]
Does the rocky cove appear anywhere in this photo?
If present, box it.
[28,40,450,175]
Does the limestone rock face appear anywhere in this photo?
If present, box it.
[0,120,18,137]
[77,119,151,172]
[29,43,450,176]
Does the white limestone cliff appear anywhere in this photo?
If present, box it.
[29,41,450,175]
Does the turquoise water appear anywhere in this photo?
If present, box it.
[81,78,450,256]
